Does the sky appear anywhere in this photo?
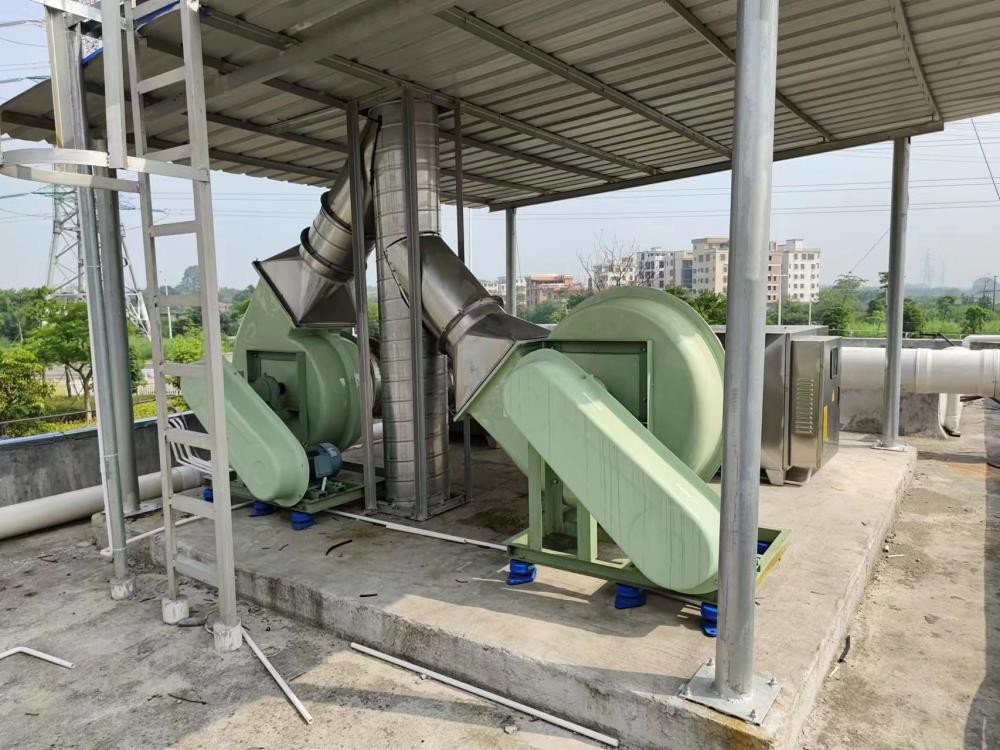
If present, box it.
[1,0,998,293]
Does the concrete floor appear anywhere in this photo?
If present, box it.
[0,522,593,750]
[112,430,914,750]
[8,403,995,749]
[799,398,1000,750]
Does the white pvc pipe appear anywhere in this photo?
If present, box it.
[963,335,1000,348]
[244,630,313,725]
[842,346,1000,396]
[0,467,202,541]
[328,510,507,551]
[943,393,963,435]
[0,646,75,669]
[351,642,619,747]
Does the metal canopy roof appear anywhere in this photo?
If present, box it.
[2,0,998,210]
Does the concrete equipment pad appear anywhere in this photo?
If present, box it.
[132,434,914,749]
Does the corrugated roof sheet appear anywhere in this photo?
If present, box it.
[2,0,997,209]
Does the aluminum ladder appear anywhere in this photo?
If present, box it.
[121,0,242,651]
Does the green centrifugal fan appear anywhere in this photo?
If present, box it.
[182,280,375,508]
[181,105,783,596]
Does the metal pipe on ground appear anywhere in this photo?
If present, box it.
[0,467,202,542]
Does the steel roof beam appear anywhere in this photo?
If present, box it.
[439,129,608,183]
[143,0,453,119]
[436,6,730,158]
[197,6,652,177]
[886,0,941,121]
[659,0,834,141]
[440,167,544,196]
[489,119,944,211]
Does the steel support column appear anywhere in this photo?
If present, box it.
[454,101,474,503]
[93,141,140,516]
[683,0,781,725]
[347,100,378,513]
[401,88,429,519]
[716,0,780,700]
[45,9,133,599]
[880,137,910,450]
[505,208,517,316]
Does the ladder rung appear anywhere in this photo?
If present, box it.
[159,293,201,308]
[150,220,198,237]
[164,427,213,451]
[173,555,218,587]
[159,361,204,379]
[145,143,192,164]
[137,66,187,94]
[169,492,216,519]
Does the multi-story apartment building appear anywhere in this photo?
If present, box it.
[636,248,694,290]
[681,237,818,303]
[481,276,527,311]
[588,257,636,290]
[690,237,732,296]
[778,239,821,302]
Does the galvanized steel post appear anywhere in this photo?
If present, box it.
[880,137,910,450]
[347,100,378,513]
[454,101,474,503]
[93,141,141,517]
[45,10,133,598]
[505,208,517,316]
[715,0,779,700]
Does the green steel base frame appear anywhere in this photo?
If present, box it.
[231,466,384,515]
[506,526,789,604]
[506,453,789,603]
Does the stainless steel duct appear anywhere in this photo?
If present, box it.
[372,100,451,514]
[255,120,378,326]
[383,235,548,410]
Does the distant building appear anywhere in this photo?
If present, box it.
[524,274,583,308]
[636,248,694,290]
[589,257,636,290]
[682,237,819,303]
[777,239,821,302]
[481,276,527,311]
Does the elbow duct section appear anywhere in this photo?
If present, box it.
[841,346,1000,397]
[254,119,379,327]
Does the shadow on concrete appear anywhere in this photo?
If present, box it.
[966,398,1000,749]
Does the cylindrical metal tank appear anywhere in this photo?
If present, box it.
[371,100,450,514]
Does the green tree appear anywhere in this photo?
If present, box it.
[28,301,94,416]
[523,299,565,324]
[663,286,693,304]
[0,287,49,342]
[175,265,201,294]
[935,295,957,320]
[128,342,144,392]
[0,347,53,436]
[902,297,924,334]
[820,301,851,334]
[163,331,204,387]
[690,292,727,325]
[963,305,990,335]
[220,288,253,337]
